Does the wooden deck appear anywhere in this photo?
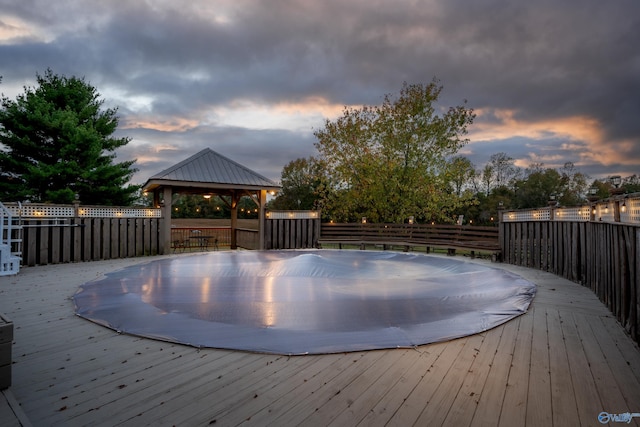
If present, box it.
[1,253,639,426]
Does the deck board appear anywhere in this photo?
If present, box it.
[547,308,580,426]
[309,348,408,425]
[271,351,387,426]
[1,254,639,426]
[560,309,604,426]
[469,316,518,427]
[386,339,467,426]
[525,306,553,427]
[357,342,448,427]
[412,332,486,426]
[498,313,532,427]
[572,312,627,422]
[442,324,503,426]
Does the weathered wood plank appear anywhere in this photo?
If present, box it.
[470,316,518,427]
[412,333,486,426]
[270,351,387,426]
[0,391,22,427]
[525,307,553,426]
[559,311,606,426]
[119,353,302,426]
[330,349,431,424]
[221,353,351,426]
[589,316,640,407]
[357,343,449,427]
[24,222,37,266]
[442,325,503,426]
[385,339,466,426]
[39,222,49,265]
[26,343,203,424]
[571,312,629,421]
[301,349,409,425]
[547,308,580,426]
[498,311,533,427]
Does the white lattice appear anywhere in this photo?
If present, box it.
[620,197,640,224]
[554,206,591,221]
[501,198,640,225]
[16,205,75,217]
[593,203,615,223]
[502,209,551,222]
[3,203,161,218]
[266,210,320,220]
[78,207,161,218]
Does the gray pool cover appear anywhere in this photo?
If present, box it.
[73,250,536,355]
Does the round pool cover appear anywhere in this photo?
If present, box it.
[73,250,536,355]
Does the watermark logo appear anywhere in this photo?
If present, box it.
[598,411,640,424]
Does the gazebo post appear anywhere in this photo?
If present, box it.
[161,186,173,254]
[259,189,267,250]
[230,191,238,249]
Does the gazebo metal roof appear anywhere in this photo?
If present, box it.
[142,148,280,193]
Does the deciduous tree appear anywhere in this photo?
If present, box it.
[446,156,476,197]
[313,81,475,223]
[269,157,327,210]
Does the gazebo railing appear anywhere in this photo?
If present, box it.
[170,227,232,252]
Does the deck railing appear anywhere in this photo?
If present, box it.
[2,202,162,265]
[501,193,640,225]
[500,193,640,344]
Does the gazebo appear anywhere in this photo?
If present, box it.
[142,148,281,252]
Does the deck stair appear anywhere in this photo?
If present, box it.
[0,202,22,275]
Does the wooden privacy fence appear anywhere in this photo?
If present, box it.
[501,197,640,344]
[3,202,163,266]
[264,210,321,249]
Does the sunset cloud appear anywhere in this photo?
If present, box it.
[0,0,638,183]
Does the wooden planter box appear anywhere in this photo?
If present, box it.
[0,314,13,390]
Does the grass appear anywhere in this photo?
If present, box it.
[171,218,259,229]
[318,243,495,259]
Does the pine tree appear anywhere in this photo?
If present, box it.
[0,69,139,204]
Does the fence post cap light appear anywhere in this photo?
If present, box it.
[609,176,625,195]
[587,186,600,202]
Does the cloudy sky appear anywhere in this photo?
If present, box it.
[1,0,639,185]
